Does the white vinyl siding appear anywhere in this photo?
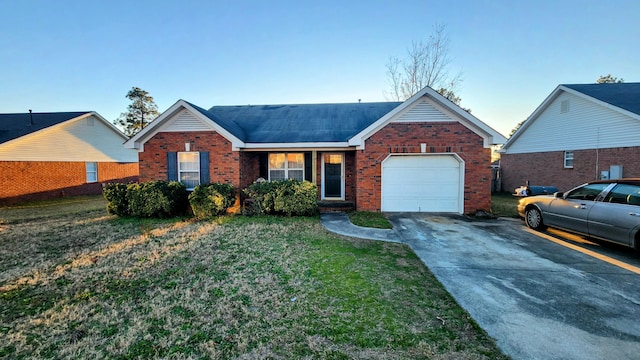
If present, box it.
[505,92,640,154]
[564,151,574,168]
[178,152,200,190]
[164,109,212,132]
[86,162,98,183]
[269,153,304,181]
[394,98,453,123]
[0,115,138,162]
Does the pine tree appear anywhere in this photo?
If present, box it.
[115,87,159,137]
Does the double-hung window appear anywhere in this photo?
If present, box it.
[269,153,304,181]
[564,151,574,168]
[86,162,98,183]
[178,152,200,190]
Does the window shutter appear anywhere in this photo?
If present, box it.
[304,152,312,182]
[259,153,268,179]
[167,152,177,181]
[200,152,210,184]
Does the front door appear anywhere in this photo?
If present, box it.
[323,153,344,199]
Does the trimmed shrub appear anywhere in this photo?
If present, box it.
[274,180,318,216]
[244,179,318,216]
[188,183,236,219]
[103,183,129,216]
[126,181,188,218]
[243,180,279,215]
[102,181,188,218]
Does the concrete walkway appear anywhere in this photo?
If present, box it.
[319,212,402,243]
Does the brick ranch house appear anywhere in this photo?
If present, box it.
[0,111,138,204]
[125,86,506,214]
[500,83,640,193]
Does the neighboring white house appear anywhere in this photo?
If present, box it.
[500,83,640,192]
[0,111,139,203]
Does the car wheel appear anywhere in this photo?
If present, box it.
[525,208,547,231]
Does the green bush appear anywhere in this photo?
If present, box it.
[188,183,236,219]
[243,180,279,215]
[102,183,129,216]
[103,181,188,218]
[244,179,318,216]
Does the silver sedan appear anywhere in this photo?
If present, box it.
[517,179,640,249]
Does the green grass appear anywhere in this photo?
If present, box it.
[0,195,507,359]
[348,211,393,229]
[491,192,520,218]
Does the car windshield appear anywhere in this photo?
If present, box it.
[565,183,609,201]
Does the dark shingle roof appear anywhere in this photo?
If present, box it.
[0,112,89,144]
[563,83,640,116]
[204,102,402,143]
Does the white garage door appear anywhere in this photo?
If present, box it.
[382,155,462,213]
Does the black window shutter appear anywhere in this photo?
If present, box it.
[259,153,268,179]
[200,152,210,184]
[167,152,177,181]
[304,152,312,182]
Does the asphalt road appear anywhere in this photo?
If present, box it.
[385,213,640,360]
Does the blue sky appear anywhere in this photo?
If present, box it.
[1,0,638,136]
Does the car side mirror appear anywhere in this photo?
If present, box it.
[554,192,563,198]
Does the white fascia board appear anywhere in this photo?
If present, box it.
[560,86,640,121]
[242,142,351,151]
[0,112,95,147]
[501,85,562,152]
[180,101,245,150]
[349,86,506,149]
[502,84,640,152]
[89,111,130,142]
[124,100,246,150]
[426,96,507,147]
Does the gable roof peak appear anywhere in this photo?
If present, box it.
[0,111,94,144]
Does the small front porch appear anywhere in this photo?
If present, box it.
[317,200,355,213]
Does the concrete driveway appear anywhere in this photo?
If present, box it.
[321,212,640,359]
[385,213,640,360]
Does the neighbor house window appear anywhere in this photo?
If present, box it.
[564,151,574,168]
[86,162,98,183]
[178,152,200,190]
[269,153,304,181]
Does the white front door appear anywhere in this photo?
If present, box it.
[322,153,344,200]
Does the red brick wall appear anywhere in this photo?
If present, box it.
[501,146,640,193]
[139,131,240,186]
[355,122,491,214]
[0,161,138,204]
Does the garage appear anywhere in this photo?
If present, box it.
[381,154,463,213]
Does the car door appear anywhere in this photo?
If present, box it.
[587,184,640,246]
[543,183,611,234]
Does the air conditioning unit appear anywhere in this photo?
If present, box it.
[610,165,623,179]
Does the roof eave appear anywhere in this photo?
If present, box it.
[241,142,352,151]
[349,86,506,149]
[123,100,246,150]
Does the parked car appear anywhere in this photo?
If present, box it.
[517,179,640,249]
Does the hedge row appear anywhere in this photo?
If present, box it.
[103,179,318,219]
[243,179,318,216]
[103,181,189,218]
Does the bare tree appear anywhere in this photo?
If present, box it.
[385,24,463,103]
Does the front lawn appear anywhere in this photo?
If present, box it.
[0,196,506,359]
